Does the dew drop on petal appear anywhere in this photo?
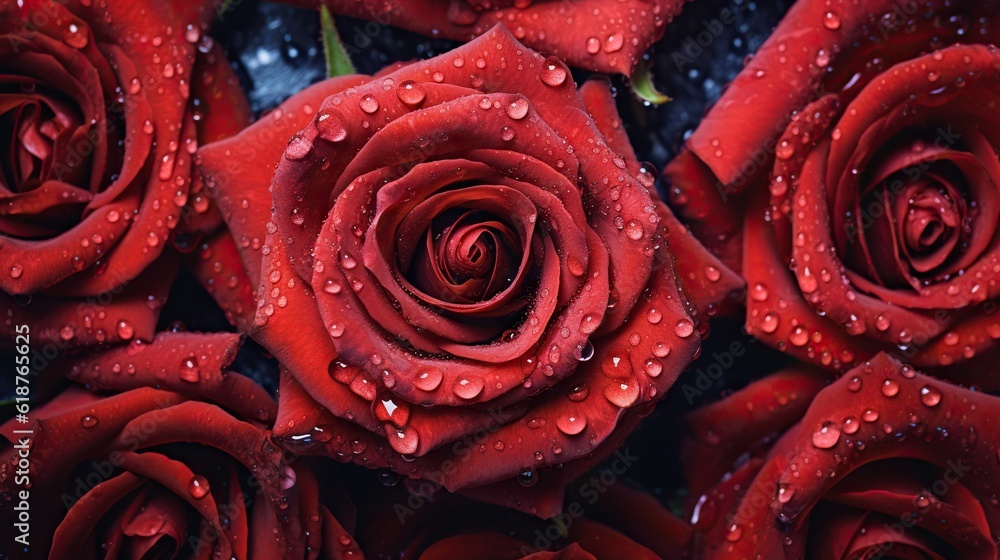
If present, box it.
[603,381,639,408]
[396,80,426,106]
[920,385,942,407]
[453,376,484,399]
[811,421,840,449]
[116,320,134,340]
[556,414,587,435]
[567,384,589,402]
[881,379,899,398]
[674,319,695,338]
[317,110,348,142]
[518,469,538,487]
[842,416,859,434]
[504,97,529,120]
[179,357,200,383]
[359,94,379,114]
[760,312,779,333]
[188,475,210,498]
[847,376,862,392]
[539,56,568,86]
[414,367,443,391]
[823,11,841,29]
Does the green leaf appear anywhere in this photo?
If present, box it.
[320,5,356,78]
[630,61,671,105]
[215,0,237,19]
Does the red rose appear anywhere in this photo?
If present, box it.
[682,353,1000,559]
[356,482,690,559]
[199,26,739,515]
[0,0,250,347]
[664,0,1000,379]
[274,0,686,76]
[0,331,363,559]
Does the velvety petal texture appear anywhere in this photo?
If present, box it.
[199,26,716,516]
[0,333,363,560]
[683,353,1000,559]
[274,0,687,76]
[0,0,249,347]
[664,0,1000,378]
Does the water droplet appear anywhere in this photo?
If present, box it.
[500,126,515,141]
[704,266,721,282]
[776,141,795,160]
[115,320,134,340]
[179,357,200,383]
[847,376,862,392]
[601,354,632,378]
[799,267,817,293]
[388,426,419,455]
[674,319,694,338]
[317,110,347,142]
[414,367,443,391]
[585,37,601,54]
[188,475,210,498]
[812,421,840,449]
[822,11,841,30]
[642,358,662,377]
[815,49,830,67]
[81,415,98,428]
[750,283,769,301]
[789,326,809,347]
[453,376,484,399]
[645,308,662,324]
[184,24,201,43]
[526,417,546,429]
[725,524,742,542]
[920,385,942,407]
[539,56,568,86]
[567,384,589,402]
[379,470,400,486]
[518,469,538,487]
[625,220,644,240]
[556,414,587,435]
[359,94,379,114]
[881,379,899,398]
[9,264,23,279]
[64,22,88,48]
[915,494,930,508]
[504,97,529,120]
[875,314,890,331]
[396,80,426,106]
[603,33,624,53]
[603,381,639,408]
[760,312,779,333]
[842,416,859,434]
[777,483,795,504]
[862,408,879,422]
[323,280,343,294]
